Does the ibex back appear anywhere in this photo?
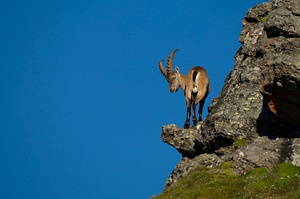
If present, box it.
[158,49,210,128]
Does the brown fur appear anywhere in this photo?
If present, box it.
[158,50,210,128]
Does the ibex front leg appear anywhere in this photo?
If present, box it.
[184,101,191,129]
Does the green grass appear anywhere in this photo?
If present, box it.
[233,138,247,147]
[152,162,300,199]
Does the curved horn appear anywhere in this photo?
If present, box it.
[167,49,179,75]
[158,60,168,80]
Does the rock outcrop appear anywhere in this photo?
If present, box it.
[161,0,300,190]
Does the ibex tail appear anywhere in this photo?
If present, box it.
[192,70,198,93]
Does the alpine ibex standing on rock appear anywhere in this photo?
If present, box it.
[158,49,210,128]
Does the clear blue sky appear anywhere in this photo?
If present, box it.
[1,1,264,198]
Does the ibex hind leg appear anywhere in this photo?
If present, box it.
[198,98,206,122]
[192,104,197,126]
[191,92,198,126]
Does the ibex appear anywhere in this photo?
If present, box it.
[158,49,210,128]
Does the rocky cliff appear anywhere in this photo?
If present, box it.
[161,0,300,190]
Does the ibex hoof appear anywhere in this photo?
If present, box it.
[184,123,190,129]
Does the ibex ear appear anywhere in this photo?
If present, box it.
[175,66,180,73]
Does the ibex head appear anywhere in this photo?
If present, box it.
[158,49,181,92]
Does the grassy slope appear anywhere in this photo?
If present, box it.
[152,162,300,199]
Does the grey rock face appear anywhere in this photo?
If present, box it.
[291,138,300,166]
[161,0,300,190]
[161,124,204,158]
[231,137,293,174]
[161,123,234,159]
